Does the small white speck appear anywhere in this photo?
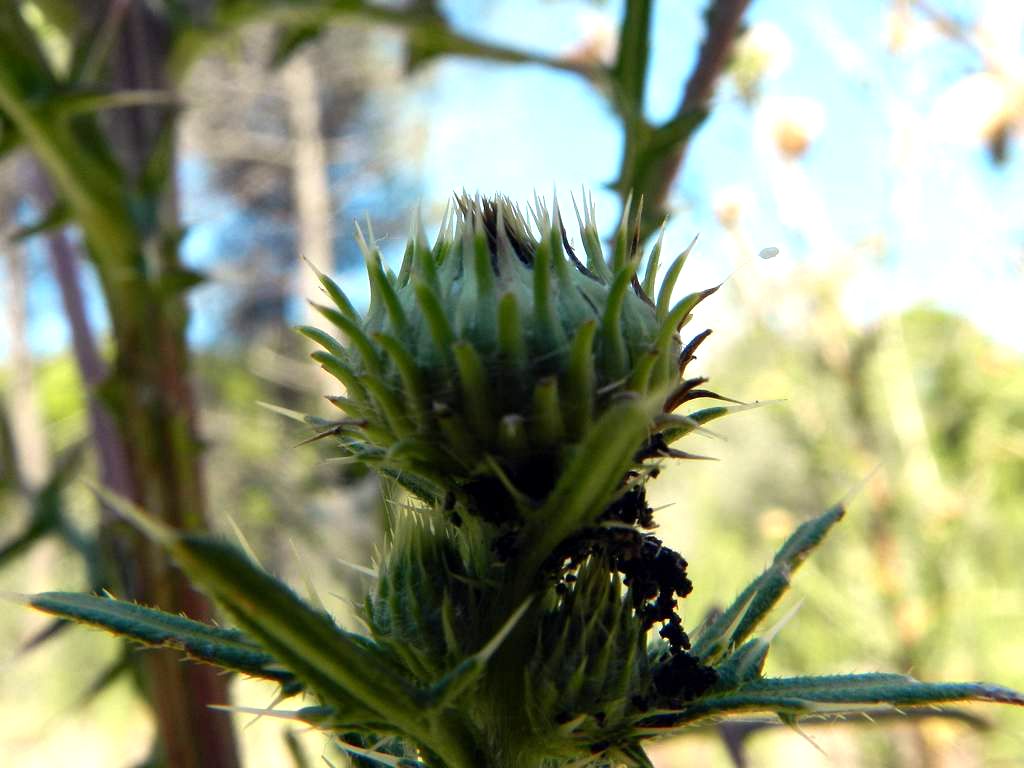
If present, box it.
[758,246,779,260]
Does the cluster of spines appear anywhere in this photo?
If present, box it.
[299,194,722,499]
[364,516,481,683]
[524,557,648,736]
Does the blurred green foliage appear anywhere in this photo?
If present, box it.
[662,287,1024,765]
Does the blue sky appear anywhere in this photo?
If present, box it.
[401,0,1023,348]
[8,0,1023,358]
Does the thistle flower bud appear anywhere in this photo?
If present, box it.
[303,193,725,518]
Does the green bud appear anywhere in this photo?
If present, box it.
[307,193,724,517]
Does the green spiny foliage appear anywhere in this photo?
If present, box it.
[24,591,300,694]
[24,194,1024,768]
[301,194,724,515]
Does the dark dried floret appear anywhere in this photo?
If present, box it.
[652,652,718,703]
[602,481,657,529]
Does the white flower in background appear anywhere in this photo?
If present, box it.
[563,8,618,67]
[976,2,1024,75]
[757,95,827,160]
[933,72,1019,164]
[712,183,756,229]
[897,0,1024,160]
[730,22,793,103]
[929,72,1022,148]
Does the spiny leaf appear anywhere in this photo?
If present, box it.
[532,235,564,351]
[713,638,770,688]
[410,212,440,294]
[627,350,659,393]
[157,265,206,296]
[171,534,425,724]
[310,352,371,402]
[497,414,529,459]
[610,193,634,273]
[269,23,322,69]
[93,487,424,730]
[0,442,84,569]
[366,252,410,337]
[693,502,845,663]
[638,674,1024,732]
[573,191,612,283]
[470,210,496,309]
[51,88,179,119]
[362,378,414,439]
[26,591,299,690]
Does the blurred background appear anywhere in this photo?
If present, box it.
[1,0,1022,766]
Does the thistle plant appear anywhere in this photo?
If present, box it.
[23,194,1023,767]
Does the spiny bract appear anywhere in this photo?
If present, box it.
[302,193,728,519]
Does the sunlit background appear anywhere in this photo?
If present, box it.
[2,1,1023,766]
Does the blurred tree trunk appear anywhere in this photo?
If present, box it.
[283,51,338,399]
[284,51,334,330]
[69,2,241,765]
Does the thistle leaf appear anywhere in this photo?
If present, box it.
[532,235,565,352]
[692,502,845,663]
[310,351,370,402]
[497,291,528,387]
[172,534,431,726]
[26,591,300,691]
[92,486,426,732]
[638,674,1024,733]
